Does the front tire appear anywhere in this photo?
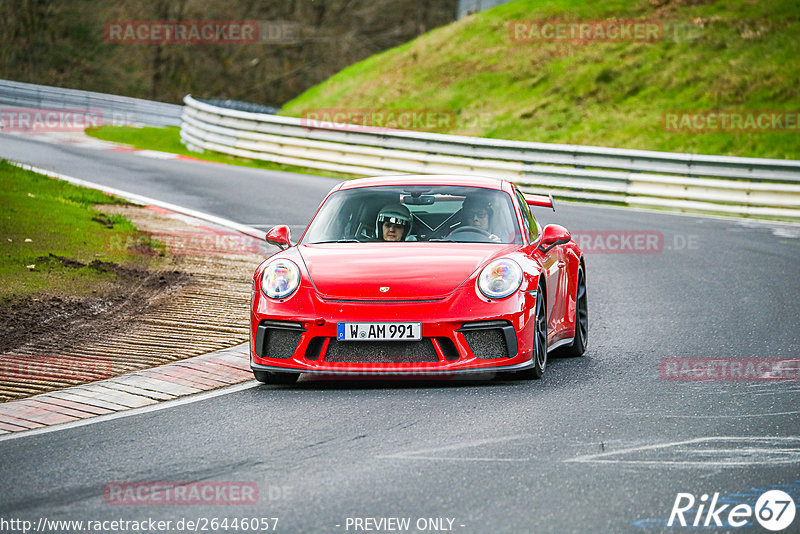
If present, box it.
[515,282,547,380]
[561,266,588,357]
[253,370,300,384]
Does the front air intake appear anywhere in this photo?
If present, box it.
[458,320,518,359]
[255,321,304,359]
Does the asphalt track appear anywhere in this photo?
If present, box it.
[1,133,799,533]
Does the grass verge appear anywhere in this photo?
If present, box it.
[280,0,800,160]
[0,160,160,301]
[85,126,355,180]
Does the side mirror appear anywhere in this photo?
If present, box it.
[538,224,571,253]
[265,225,291,250]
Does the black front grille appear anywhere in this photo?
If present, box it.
[458,320,517,359]
[324,339,438,363]
[256,321,304,359]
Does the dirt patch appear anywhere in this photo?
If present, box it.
[0,264,190,355]
[0,204,268,402]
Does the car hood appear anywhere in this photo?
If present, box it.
[297,243,516,301]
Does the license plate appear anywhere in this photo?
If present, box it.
[337,322,421,341]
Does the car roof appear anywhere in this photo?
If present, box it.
[336,174,509,191]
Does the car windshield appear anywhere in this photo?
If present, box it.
[301,185,523,244]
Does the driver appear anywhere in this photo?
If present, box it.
[459,196,501,242]
[376,203,413,241]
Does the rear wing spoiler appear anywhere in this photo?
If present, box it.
[524,193,556,212]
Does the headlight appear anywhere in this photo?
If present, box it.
[478,259,522,299]
[261,259,300,299]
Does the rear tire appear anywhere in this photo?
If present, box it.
[562,266,588,357]
[253,370,300,384]
[515,282,547,380]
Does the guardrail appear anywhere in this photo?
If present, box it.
[180,94,800,220]
[0,79,182,127]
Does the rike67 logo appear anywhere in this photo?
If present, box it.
[669,490,796,531]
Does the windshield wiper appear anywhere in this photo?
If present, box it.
[428,238,455,242]
[312,239,362,244]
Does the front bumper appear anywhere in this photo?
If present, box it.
[250,282,537,375]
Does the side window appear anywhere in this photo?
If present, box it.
[514,188,539,242]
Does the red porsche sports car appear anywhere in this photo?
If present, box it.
[250,175,587,384]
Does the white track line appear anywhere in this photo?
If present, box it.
[10,162,265,239]
[377,435,530,462]
[0,381,259,443]
[565,436,800,468]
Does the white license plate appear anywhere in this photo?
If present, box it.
[337,322,421,341]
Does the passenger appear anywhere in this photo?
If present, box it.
[375,203,413,241]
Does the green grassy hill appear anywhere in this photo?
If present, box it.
[280,0,800,159]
